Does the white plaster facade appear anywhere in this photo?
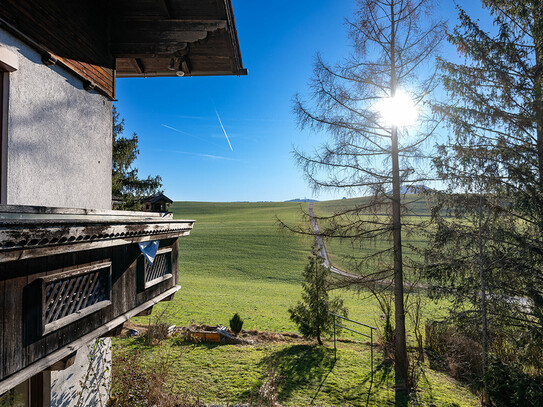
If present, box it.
[0,28,112,210]
[50,339,112,407]
[0,28,113,406]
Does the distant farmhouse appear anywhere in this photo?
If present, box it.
[141,193,174,212]
[0,1,245,406]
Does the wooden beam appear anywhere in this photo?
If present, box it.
[132,58,144,74]
[45,352,77,371]
[158,0,174,18]
[110,20,227,57]
[100,323,124,338]
[135,306,153,317]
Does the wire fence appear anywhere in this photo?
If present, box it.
[330,312,376,382]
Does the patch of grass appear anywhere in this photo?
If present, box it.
[118,199,475,405]
[113,338,478,406]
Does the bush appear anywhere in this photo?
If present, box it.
[486,358,543,407]
[229,313,244,335]
[110,347,202,407]
[425,321,483,382]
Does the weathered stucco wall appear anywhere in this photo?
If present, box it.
[50,338,112,407]
[0,28,112,209]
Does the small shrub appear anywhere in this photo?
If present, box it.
[425,321,483,382]
[288,248,348,345]
[229,313,244,335]
[110,346,202,407]
[143,306,172,345]
[486,358,543,407]
[144,322,169,345]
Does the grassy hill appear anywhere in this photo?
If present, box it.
[315,195,433,276]
[113,199,478,406]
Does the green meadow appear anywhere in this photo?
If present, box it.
[114,199,478,406]
[315,196,433,277]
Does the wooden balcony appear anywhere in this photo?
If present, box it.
[0,205,194,394]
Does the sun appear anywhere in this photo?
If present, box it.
[375,90,419,128]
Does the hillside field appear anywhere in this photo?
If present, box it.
[114,199,478,406]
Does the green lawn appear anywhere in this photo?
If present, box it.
[114,199,478,406]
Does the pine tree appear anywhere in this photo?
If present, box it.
[288,247,348,345]
[426,0,543,388]
[112,106,162,210]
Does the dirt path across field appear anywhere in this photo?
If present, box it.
[308,202,364,280]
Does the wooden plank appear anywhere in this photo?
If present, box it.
[2,262,27,378]
[24,257,47,368]
[172,238,179,286]
[0,263,4,379]
[124,245,140,312]
[111,245,126,318]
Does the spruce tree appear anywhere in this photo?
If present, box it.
[112,106,162,210]
[426,0,543,388]
[289,247,348,346]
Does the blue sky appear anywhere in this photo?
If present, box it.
[114,0,490,202]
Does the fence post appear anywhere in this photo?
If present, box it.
[333,314,337,361]
[370,328,374,383]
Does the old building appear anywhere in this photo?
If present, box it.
[141,193,174,212]
[0,1,245,405]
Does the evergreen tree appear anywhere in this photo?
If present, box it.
[112,106,162,210]
[289,247,348,345]
[425,0,543,388]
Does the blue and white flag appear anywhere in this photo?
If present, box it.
[138,240,160,265]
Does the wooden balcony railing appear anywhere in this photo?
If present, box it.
[0,204,194,394]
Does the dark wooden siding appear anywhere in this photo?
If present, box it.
[0,0,115,98]
[0,238,178,381]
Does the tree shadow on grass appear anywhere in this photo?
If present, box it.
[237,344,398,406]
[239,344,335,403]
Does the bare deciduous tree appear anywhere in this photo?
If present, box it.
[293,0,444,402]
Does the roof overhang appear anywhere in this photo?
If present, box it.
[0,0,246,99]
[113,0,247,78]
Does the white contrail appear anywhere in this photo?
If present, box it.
[161,124,196,137]
[161,123,222,147]
[214,109,233,151]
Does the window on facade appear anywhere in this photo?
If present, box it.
[0,380,29,407]
[0,46,19,204]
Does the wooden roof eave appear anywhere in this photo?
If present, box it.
[0,16,115,100]
[223,0,245,76]
[114,0,246,78]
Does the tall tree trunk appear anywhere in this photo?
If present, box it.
[534,1,543,189]
[390,2,409,403]
[478,193,489,406]
[392,125,409,402]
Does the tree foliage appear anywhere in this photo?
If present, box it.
[288,247,348,345]
[292,0,444,398]
[112,106,162,210]
[425,0,543,383]
[229,313,244,336]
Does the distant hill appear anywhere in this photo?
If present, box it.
[286,198,319,202]
[387,184,432,195]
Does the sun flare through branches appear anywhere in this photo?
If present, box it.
[375,90,419,128]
